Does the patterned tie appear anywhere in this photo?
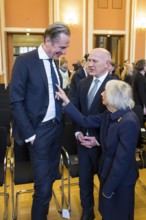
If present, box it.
[87,78,99,110]
[49,59,62,121]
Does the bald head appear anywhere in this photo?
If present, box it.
[90,48,111,61]
[88,48,111,77]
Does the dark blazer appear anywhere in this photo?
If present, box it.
[64,102,140,194]
[74,74,113,139]
[68,67,87,103]
[10,49,62,143]
[133,71,146,108]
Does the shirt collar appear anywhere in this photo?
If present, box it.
[93,71,108,83]
[38,44,50,60]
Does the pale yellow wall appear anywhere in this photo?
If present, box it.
[59,0,84,70]
[1,0,146,84]
[5,0,49,28]
[94,0,126,30]
[135,0,146,61]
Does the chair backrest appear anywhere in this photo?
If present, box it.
[0,109,11,134]
[0,100,10,109]
[0,127,7,163]
[0,84,5,93]
[14,141,30,162]
[62,122,78,156]
[0,92,9,101]
[13,141,34,185]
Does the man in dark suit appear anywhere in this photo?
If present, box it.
[68,62,89,103]
[132,59,146,115]
[10,22,70,220]
[74,48,113,220]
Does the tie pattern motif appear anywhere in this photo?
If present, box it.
[87,78,99,110]
[49,59,62,121]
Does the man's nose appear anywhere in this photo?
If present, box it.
[61,49,66,55]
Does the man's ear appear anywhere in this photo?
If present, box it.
[106,60,111,68]
[45,36,51,44]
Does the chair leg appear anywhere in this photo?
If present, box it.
[15,189,34,219]
[0,191,9,220]
[52,189,62,213]
[11,186,16,219]
[3,182,9,220]
[137,179,146,191]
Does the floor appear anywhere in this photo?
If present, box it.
[0,167,146,220]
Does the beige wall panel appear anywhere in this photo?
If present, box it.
[5,0,49,28]
[59,0,84,70]
[135,0,146,60]
[94,0,126,30]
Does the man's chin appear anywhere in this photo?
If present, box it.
[88,72,95,76]
[53,54,62,60]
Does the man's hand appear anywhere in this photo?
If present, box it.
[80,136,97,148]
[143,106,146,115]
[77,132,85,142]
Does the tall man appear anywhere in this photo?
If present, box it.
[74,48,113,220]
[10,22,70,220]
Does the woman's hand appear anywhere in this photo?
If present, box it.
[55,84,70,105]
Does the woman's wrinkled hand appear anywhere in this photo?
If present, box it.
[55,84,70,105]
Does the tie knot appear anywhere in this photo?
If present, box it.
[94,78,99,84]
[48,58,52,63]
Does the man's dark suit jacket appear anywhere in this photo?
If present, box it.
[133,71,146,108]
[68,67,87,103]
[74,74,113,141]
[10,49,62,144]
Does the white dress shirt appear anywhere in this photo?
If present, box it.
[75,71,109,143]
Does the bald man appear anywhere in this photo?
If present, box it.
[74,48,114,220]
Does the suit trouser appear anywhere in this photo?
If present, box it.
[78,144,101,213]
[28,120,64,220]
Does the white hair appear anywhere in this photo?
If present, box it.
[105,80,135,110]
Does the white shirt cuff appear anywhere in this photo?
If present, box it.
[25,135,36,143]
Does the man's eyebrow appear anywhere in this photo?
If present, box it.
[88,58,98,62]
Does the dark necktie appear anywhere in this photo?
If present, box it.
[87,78,99,110]
[49,59,62,121]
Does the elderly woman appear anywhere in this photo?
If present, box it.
[56,80,140,220]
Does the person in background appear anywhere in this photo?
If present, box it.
[69,48,113,220]
[108,60,119,79]
[68,61,89,103]
[72,59,82,71]
[59,57,71,94]
[119,59,130,75]
[81,58,87,68]
[132,59,146,116]
[56,80,140,220]
[10,22,70,220]
[122,63,135,86]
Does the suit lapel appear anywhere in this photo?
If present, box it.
[36,59,48,90]
[54,60,63,88]
[89,74,111,112]
[84,77,93,112]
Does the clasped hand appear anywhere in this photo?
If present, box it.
[77,133,98,148]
